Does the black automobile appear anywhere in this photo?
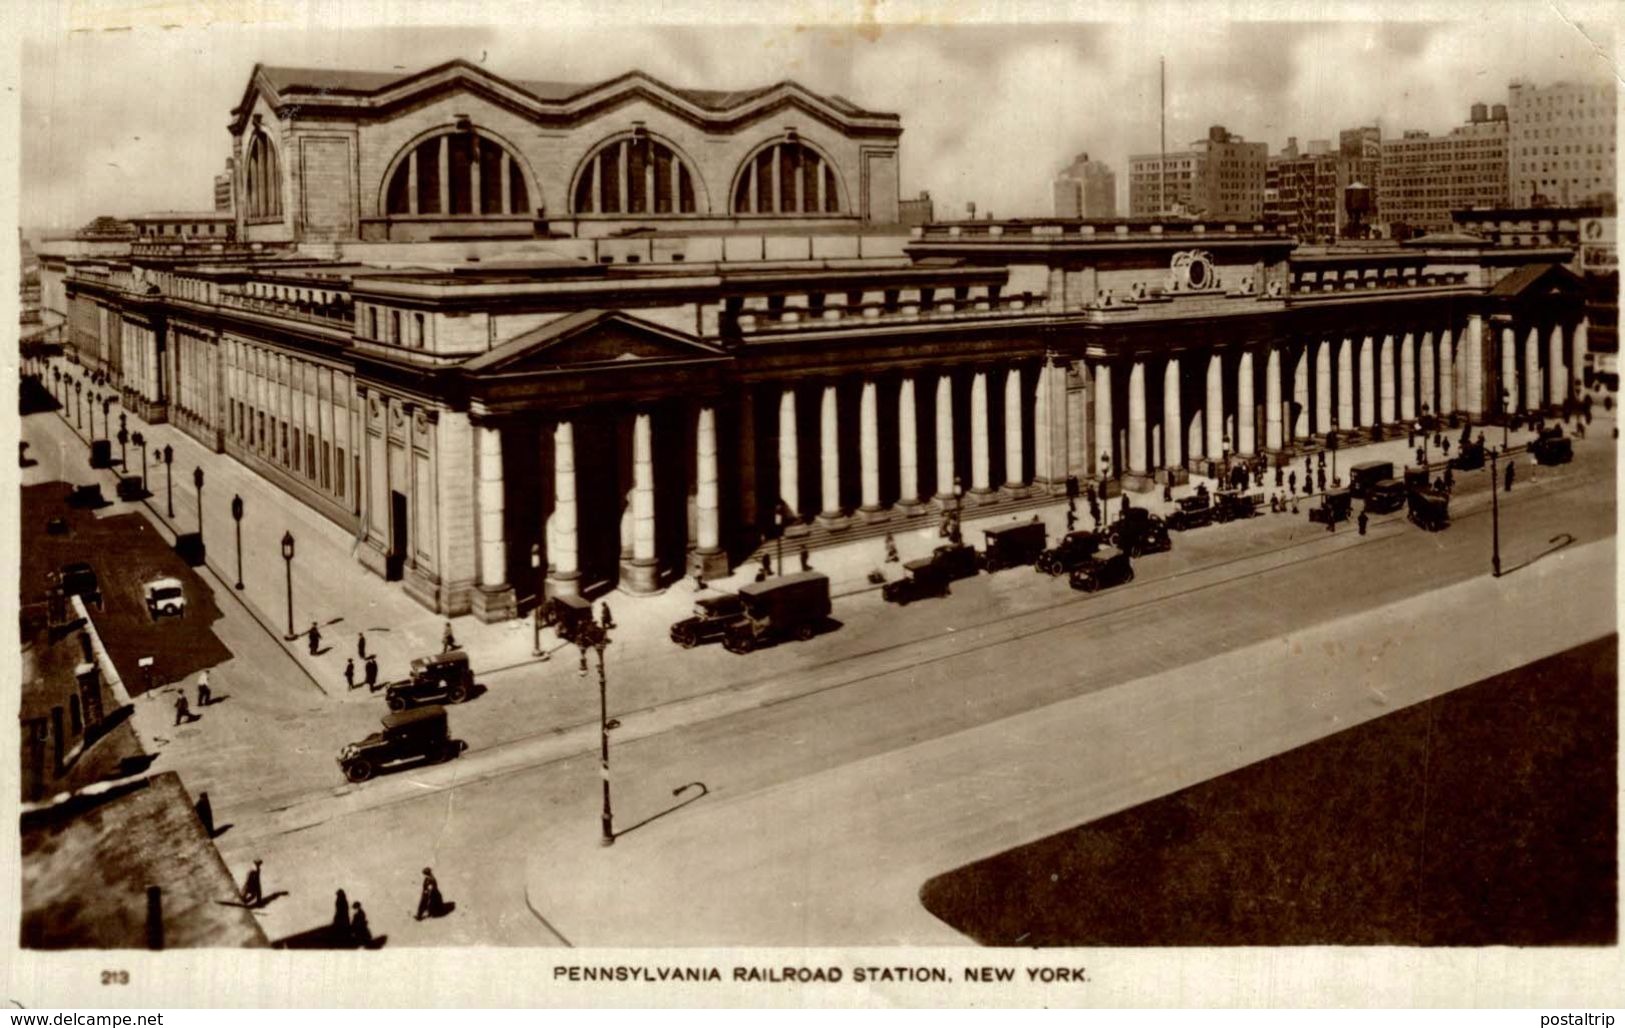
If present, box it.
[670,593,745,648]
[1407,488,1451,532]
[57,561,102,608]
[1364,478,1407,515]
[1451,440,1487,471]
[539,593,596,644]
[338,705,464,783]
[1035,531,1102,576]
[384,649,475,711]
[882,543,979,604]
[1212,490,1260,523]
[1068,546,1135,593]
[981,520,1048,572]
[1308,488,1353,524]
[1108,507,1171,557]
[1165,493,1214,531]
[65,483,108,509]
[1532,428,1573,465]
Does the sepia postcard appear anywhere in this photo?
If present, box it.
[3,0,1623,1009]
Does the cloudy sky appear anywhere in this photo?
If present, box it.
[18,0,1620,231]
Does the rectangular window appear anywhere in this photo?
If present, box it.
[307,436,317,480]
[414,313,426,349]
[368,307,378,339]
[282,424,290,465]
[390,310,401,345]
[323,442,333,491]
[293,429,302,472]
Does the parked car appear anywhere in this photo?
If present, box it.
[1166,493,1214,531]
[1407,488,1451,532]
[722,571,832,653]
[338,705,464,783]
[58,561,101,607]
[1108,507,1171,557]
[539,593,596,644]
[384,649,475,710]
[1364,478,1407,515]
[1212,490,1260,523]
[1308,488,1353,524]
[1451,440,1486,471]
[670,593,744,648]
[1035,531,1102,575]
[1068,546,1135,593]
[65,483,107,509]
[882,543,978,604]
[981,519,1048,572]
[142,577,186,620]
[116,476,147,502]
[1532,427,1573,465]
[1348,460,1394,500]
[88,439,113,470]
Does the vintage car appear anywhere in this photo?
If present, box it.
[1107,507,1172,557]
[981,519,1048,572]
[1068,546,1135,593]
[384,649,475,710]
[1407,488,1451,532]
[57,561,101,607]
[722,572,832,654]
[1451,439,1487,471]
[65,483,108,509]
[669,593,745,648]
[1308,488,1354,524]
[1035,531,1102,576]
[1165,493,1214,532]
[1348,461,1395,500]
[1364,478,1408,515]
[538,593,596,644]
[88,439,113,470]
[1212,490,1260,523]
[882,543,978,604]
[1531,428,1573,466]
[142,577,186,620]
[1403,465,1432,491]
[116,476,148,502]
[338,705,464,783]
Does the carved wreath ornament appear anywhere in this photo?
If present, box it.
[1170,250,1219,292]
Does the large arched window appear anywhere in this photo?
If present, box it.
[384,128,531,216]
[732,138,842,215]
[572,132,700,215]
[245,130,283,219]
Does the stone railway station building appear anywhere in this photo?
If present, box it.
[40,60,1592,621]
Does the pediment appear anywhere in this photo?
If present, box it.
[463,310,726,376]
[1488,262,1586,301]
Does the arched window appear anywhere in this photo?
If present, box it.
[573,133,699,215]
[384,128,531,217]
[245,131,283,219]
[732,139,842,215]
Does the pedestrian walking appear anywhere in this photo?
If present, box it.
[364,655,378,690]
[350,902,371,947]
[307,621,322,656]
[333,889,350,935]
[174,692,193,726]
[883,532,899,563]
[799,545,811,572]
[1288,470,1297,494]
[1065,508,1077,531]
[1317,468,1326,491]
[1504,460,1516,493]
[241,859,263,908]
[357,632,368,661]
[415,867,445,921]
[196,669,212,708]
[1442,437,1451,457]
[344,657,356,690]
[1357,509,1368,536]
[441,621,457,653]
[759,552,772,578]
[600,603,614,629]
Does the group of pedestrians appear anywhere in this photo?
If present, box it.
[237,860,451,947]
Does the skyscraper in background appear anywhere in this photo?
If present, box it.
[1052,152,1117,218]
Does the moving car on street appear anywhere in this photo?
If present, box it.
[1532,427,1574,465]
[1364,479,1408,515]
[669,593,744,648]
[539,594,595,644]
[384,649,475,710]
[1407,488,1451,532]
[1212,490,1261,523]
[1166,493,1214,532]
[1348,461,1394,500]
[1309,488,1354,524]
[722,571,832,653]
[1108,507,1172,557]
[1035,531,1102,575]
[57,561,101,608]
[981,519,1048,572]
[882,543,979,604]
[1452,439,1487,471]
[142,577,186,620]
[1068,546,1135,593]
[338,705,465,783]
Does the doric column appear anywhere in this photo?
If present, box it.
[1003,366,1024,489]
[1127,359,1148,475]
[548,419,579,595]
[859,379,881,512]
[1548,323,1566,405]
[1378,333,1396,424]
[1316,340,1332,434]
[1573,318,1590,396]
[1338,337,1355,430]
[897,376,919,507]
[1419,332,1436,416]
[1095,362,1115,477]
[630,410,656,578]
[1399,332,1416,421]
[778,387,799,516]
[476,423,506,588]
[1500,325,1519,414]
[1237,349,1256,455]
[1358,335,1375,427]
[1438,329,1455,416]
[1265,347,1283,450]
[1162,356,1182,471]
[695,404,720,554]
[1033,361,1053,484]
[1524,326,1541,411]
[1292,345,1309,439]
[935,372,956,500]
[819,382,842,517]
[1205,352,1224,458]
[970,369,992,492]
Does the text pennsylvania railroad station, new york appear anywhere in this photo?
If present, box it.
[551,966,1090,985]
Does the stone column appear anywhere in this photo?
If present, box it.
[777,387,799,516]
[1095,362,1114,478]
[1500,326,1519,413]
[1524,326,1541,412]
[1316,340,1333,434]
[1127,359,1148,476]
[548,419,579,596]
[1237,349,1256,455]
[1162,356,1182,471]
[475,422,509,594]
[970,369,991,493]
[1205,352,1224,459]
[692,404,726,577]
[1548,323,1566,405]
[1292,345,1309,439]
[1378,333,1396,425]
[1438,329,1455,416]
[1338,337,1355,430]
[624,409,658,592]
[897,376,919,508]
[935,372,956,500]
[1003,366,1024,489]
[1399,332,1416,421]
[1419,332,1436,417]
[859,379,882,513]
[1033,362,1052,485]
[1265,347,1283,450]
[1358,335,1375,427]
[1573,318,1589,396]
[819,382,843,518]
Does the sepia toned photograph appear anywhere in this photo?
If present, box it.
[6,0,1622,1007]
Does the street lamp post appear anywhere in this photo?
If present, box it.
[231,495,245,590]
[192,467,205,544]
[281,531,297,640]
[89,391,98,440]
[1501,390,1511,451]
[73,381,82,430]
[1489,449,1502,578]
[774,503,787,578]
[162,445,174,517]
[576,621,616,847]
[117,427,129,471]
[133,431,146,487]
[1418,403,1431,467]
[102,397,114,444]
[530,543,543,656]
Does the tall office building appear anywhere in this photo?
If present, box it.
[1378,103,1509,234]
[1507,79,1617,208]
[1051,152,1117,218]
[1129,126,1266,219]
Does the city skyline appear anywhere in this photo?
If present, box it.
[21,2,1618,231]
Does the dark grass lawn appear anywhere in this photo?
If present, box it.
[921,635,1617,946]
[22,482,231,695]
